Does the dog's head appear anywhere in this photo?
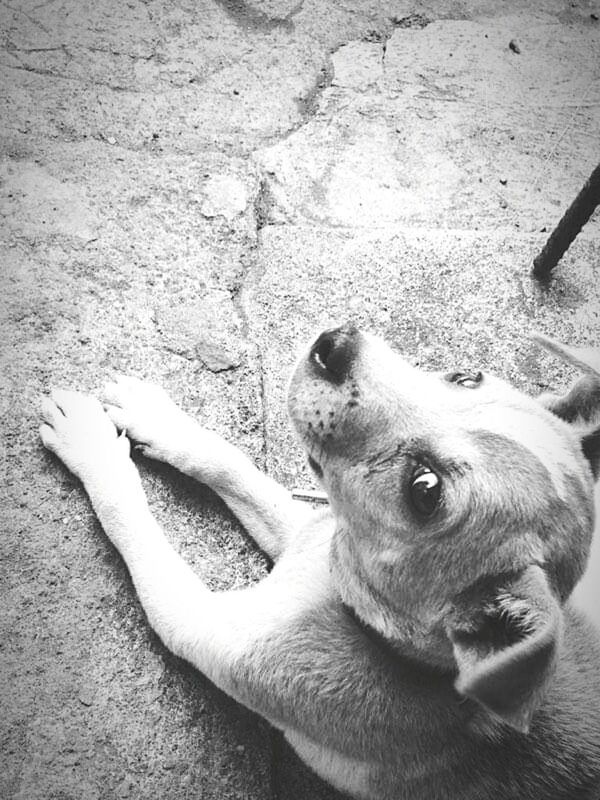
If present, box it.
[288,326,600,733]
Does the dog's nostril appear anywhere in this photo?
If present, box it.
[310,326,357,382]
[314,334,334,369]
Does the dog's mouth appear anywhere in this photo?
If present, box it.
[289,326,364,484]
[307,454,324,479]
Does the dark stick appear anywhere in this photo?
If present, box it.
[532,161,600,280]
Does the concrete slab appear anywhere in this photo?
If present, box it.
[254,13,600,230]
[1,0,599,799]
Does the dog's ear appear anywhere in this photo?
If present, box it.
[532,334,600,477]
[541,378,600,478]
[540,373,600,426]
[448,565,562,734]
[532,333,600,376]
[579,427,600,478]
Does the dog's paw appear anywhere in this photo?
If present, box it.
[101,376,189,461]
[40,390,130,482]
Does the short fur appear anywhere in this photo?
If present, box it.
[40,328,600,799]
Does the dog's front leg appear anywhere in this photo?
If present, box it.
[38,390,271,695]
[100,376,316,559]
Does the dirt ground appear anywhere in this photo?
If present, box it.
[1,1,599,798]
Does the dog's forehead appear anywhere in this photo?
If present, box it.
[464,401,582,501]
[360,335,585,499]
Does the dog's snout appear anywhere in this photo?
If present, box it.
[310,326,358,382]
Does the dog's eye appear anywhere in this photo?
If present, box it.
[409,467,441,518]
[447,371,483,389]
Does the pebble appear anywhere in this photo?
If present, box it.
[78,687,95,706]
[509,39,521,54]
[62,750,81,766]
[200,174,248,222]
[117,776,135,797]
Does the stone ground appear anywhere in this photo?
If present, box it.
[1,0,599,798]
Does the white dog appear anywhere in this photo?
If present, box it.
[40,328,600,799]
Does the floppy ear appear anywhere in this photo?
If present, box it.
[532,333,600,477]
[581,428,600,479]
[531,333,600,376]
[542,380,600,478]
[448,566,562,734]
[540,373,600,426]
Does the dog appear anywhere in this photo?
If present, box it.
[39,326,600,799]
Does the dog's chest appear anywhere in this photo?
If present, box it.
[284,730,372,799]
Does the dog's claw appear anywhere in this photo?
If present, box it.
[98,376,187,462]
[104,402,128,432]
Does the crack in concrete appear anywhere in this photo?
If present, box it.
[30,0,59,10]
[252,177,272,232]
[1,0,51,35]
[254,342,270,474]
[3,62,68,79]
[1,59,147,92]
[295,58,334,126]
[8,45,66,53]
[219,159,286,483]
[213,0,304,33]
[3,40,159,87]
[74,44,158,62]
[229,37,341,489]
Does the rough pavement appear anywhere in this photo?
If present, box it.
[1,1,599,798]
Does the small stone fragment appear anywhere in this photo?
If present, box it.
[391,14,430,29]
[362,29,384,43]
[117,776,135,797]
[62,750,81,766]
[331,40,384,90]
[155,293,245,373]
[200,174,248,222]
[106,136,117,145]
[78,687,95,706]
[509,39,521,54]
[499,177,508,185]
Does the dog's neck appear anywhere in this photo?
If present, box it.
[330,528,456,672]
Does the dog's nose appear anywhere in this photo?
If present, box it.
[310,326,358,382]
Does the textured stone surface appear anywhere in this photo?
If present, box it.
[1,1,599,799]
[254,14,600,230]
